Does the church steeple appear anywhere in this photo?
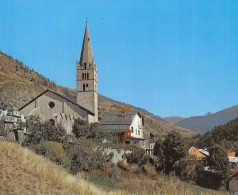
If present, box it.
[76,20,98,122]
[79,21,94,68]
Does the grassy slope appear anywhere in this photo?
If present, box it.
[0,139,228,195]
[0,51,195,137]
[0,139,107,195]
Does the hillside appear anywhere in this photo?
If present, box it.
[0,139,106,195]
[197,117,238,149]
[0,51,195,137]
[173,106,238,134]
[163,116,184,124]
[0,139,228,195]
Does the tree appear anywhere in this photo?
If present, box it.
[153,138,164,170]
[24,116,67,146]
[63,138,112,174]
[73,119,99,139]
[177,156,203,182]
[163,131,187,174]
[207,144,230,181]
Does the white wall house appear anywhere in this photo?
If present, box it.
[100,110,147,149]
[130,114,144,139]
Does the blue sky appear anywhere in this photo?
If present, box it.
[0,0,238,117]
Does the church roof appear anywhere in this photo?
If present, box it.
[99,110,143,132]
[19,89,95,116]
[79,21,94,65]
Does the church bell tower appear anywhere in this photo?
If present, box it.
[76,21,98,122]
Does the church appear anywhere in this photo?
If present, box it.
[20,21,98,133]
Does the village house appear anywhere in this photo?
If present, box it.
[188,146,238,171]
[100,110,155,153]
[144,129,155,156]
[0,104,26,144]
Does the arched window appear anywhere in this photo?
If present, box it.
[131,127,134,133]
[83,84,89,91]
[84,63,87,69]
[49,119,55,126]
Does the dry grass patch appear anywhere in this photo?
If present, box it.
[0,140,116,195]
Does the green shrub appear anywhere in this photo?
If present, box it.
[73,119,98,139]
[73,119,118,143]
[176,156,203,182]
[126,148,149,167]
[64,138,112,174]
[35,141,70,170]
[25,117,67,146]
[0,119,6,136]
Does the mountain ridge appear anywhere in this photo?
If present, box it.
[166,105,238,134]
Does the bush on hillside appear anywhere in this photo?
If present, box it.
[63,138,112,174]
[176,156,203,183]
[0,100,7,111]
[0,119,6,136]
[73,119,98,139]
[35,141,70,170]
[73,118,119,143]
[24,116,67,146]
[126,148,149,168]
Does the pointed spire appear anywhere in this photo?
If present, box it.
[79,20,94,67]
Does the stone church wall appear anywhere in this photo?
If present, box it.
[20,91,91,121]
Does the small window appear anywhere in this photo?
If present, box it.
[88,38,90,41]
[131,127,134,133]
[49,119,55,125]
[87,73,89,80]
[83,84,89,91]
[84,63,87,69]
[138,130,140,135]
[48,101,55,108]
[82,73,84,80]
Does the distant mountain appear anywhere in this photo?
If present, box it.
[163,116,185,124]
[174,106,238,134]
[203,112,212,117]
[0,51,195,137]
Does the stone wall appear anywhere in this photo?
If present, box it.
[102,147,132,164]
